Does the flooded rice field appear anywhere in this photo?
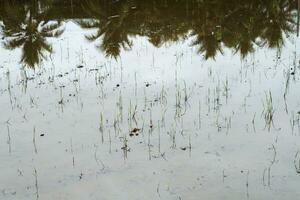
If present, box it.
[1,0,300,199]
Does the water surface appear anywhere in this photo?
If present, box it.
[1,1,300,200]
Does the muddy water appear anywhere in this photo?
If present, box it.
[1,1,300,200]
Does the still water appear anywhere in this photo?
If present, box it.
[1,0,300,199]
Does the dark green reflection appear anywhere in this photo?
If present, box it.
[78,0,297,59]
[0,0,65,68]
[0,0,298,67]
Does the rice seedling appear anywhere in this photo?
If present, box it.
[94,144,105,171]
[252,113,256,133]
[121,136,129,160]
[33,168,39,200]
[290,112,300,135]
[198,100,201,130]
[263,144,277,187]
[99,112,104,143]
[262,91,275,132]
[70,138,75,167]
[33,126,38,154]
[6,124,11,154]
[294,151,300,174]
[246,170,250,199]
[223,76,229,103]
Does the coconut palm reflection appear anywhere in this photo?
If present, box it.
[0,0,298,66]
[0,1,65,68]
[78,0,297,59]
[77,0,135,58]
[260,0,296,48]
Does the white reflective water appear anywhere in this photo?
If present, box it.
[1,21,300,200]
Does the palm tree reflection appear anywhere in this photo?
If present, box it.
[0,0,298,65]
[1,1,64,68]
[77,0,134,58]
[77,0,297,59]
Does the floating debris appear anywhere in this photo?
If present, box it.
[131,128,141,133]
